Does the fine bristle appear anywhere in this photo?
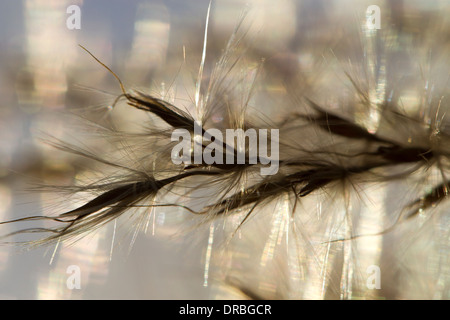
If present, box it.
[1,2,449,300]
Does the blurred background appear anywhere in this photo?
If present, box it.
[0,0,449,299]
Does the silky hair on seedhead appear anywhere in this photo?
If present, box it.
[1,2,449,300]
